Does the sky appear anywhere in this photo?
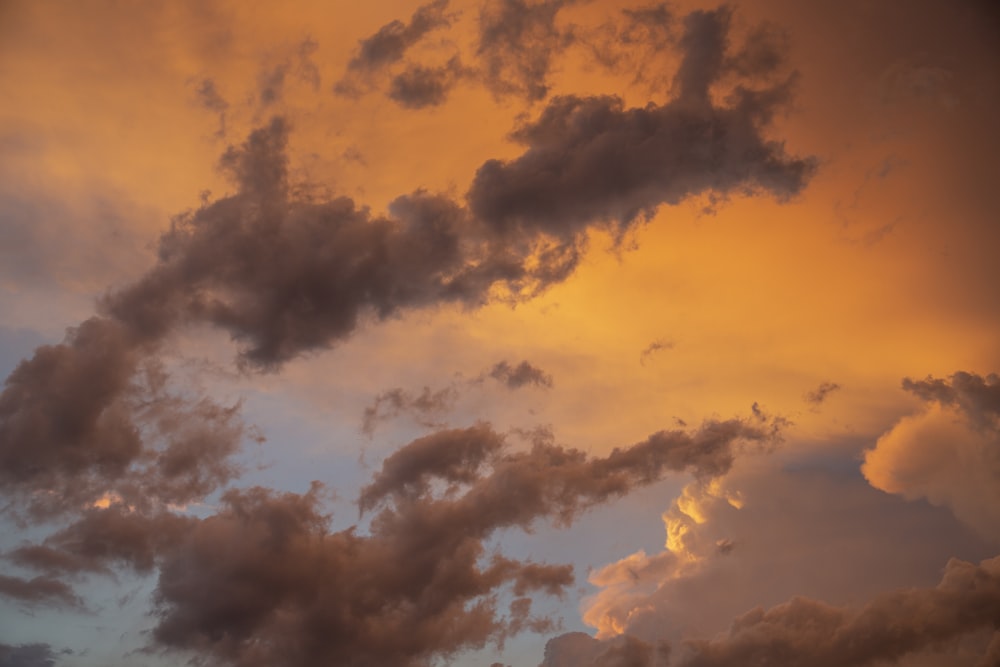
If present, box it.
[0,1,999,666]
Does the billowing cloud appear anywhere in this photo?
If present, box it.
[863,371,1000,542]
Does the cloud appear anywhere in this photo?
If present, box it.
[0,644,58,667]
[0,323,248,517]
[640,340,674,366]
[468,9,816,244]
[476,0,576,101]
[7,507,195,577]
[863,371,1000,542]
[488,359,553,389]
[804,380,840,405]
[335,0,454,95]
[1,414,778,666]
[0,574,81,609]
[541,632,669,667]
[387,56,467,109]
[674,555,1000,667]
[574,442,994,647]
[360,384,459,437]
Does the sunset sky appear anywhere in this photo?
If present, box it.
[1,1,999,666]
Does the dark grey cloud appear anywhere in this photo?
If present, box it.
[7,508,194,577]
[335,0,454,96]
[675,555,1000,667]
[195,78,228,136]
[0,321,247,517]
[469,9,816,243]
[0,644,58,667]
[804,381,840,405]
[0,574,80,609]
[488,360,553,389]
[902,370,1000,427]
[476,0,575,101]
[257,38,322,107]
[388,56,466,108]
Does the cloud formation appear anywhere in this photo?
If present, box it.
[335,0,455,96]
[476,0,575,101]
[3,415,776,666]
[863,371,1000,542]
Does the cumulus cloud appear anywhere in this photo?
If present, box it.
[863,371,1000,542]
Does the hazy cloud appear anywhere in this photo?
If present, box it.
[0,574,80,609]
[476,0,575,101]
[488,359,553,389]
[335,0,454,95]
[640,340,674,366]
[360,384,458,436]
[0,644,58,667]
[804,381,840,405]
